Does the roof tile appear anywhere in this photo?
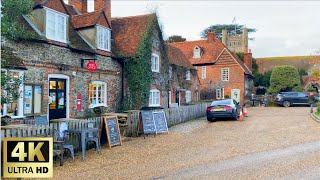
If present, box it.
[111,13,156,57]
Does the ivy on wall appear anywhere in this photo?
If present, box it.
[121,16,157,110]
[1,0,37,41]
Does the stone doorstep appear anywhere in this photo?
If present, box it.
[310,112,320,123]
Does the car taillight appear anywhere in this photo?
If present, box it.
[206,107,212,111]
[224,106,233,110]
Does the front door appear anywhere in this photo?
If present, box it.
[49,78,67,120]
[231,89,241,103]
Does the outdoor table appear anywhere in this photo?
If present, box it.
[64,127,99,160]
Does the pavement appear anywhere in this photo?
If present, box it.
[51,107,320,180]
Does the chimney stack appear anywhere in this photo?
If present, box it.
[244,49,252,72]
[207,30,215,43]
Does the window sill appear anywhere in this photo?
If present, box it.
[89,104,107,109]
[5,116,26,119]
[97,48,111,52]
[152,70,160,73]
[149,104,161,107]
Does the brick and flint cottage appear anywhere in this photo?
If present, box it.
[1,0,123,120]
[112,14,170,109]
[170,31,254,103]
[166,44,200,106]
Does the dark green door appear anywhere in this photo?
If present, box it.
[49,78,66,120]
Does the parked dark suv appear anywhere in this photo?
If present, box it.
[276,92,319,107]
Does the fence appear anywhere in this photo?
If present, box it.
[126,103,210,137]
[1,117,102,139]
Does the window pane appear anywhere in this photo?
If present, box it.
[50,81,56,89]
[58,92,65,109]
[49,92,56,109]
[24,86,33,114]
[47,11,55,39]
[57,81,64,90]
[57,15,65,41]
[34,86,42,114]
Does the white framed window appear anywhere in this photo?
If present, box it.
[186,91,191,103]
[151,53,160,72]
[1,70,25,118]
[89,81,107,108]
[63,0,69,4]
[221,68,229,81]
[216,88,224,100]
[24,85,43,115]
[87,0,94,12]
[186,70,191,80]
[193,46,201,58]
[97,25,111,51]
[45,8,68,43]
[149,89,160,107]
[201,66,206,79]
[169,66,173,79]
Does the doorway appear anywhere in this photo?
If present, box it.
[49,78,67,120]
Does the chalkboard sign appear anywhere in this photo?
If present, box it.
[35,115,48,126]
[141,111,156,134]
[153,111,168,134]
[104,116,122,148]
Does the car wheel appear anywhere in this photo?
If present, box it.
[283,101,291,107]
[207,117,215,122]
[231,111,237,120]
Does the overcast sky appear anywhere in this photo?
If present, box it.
[112,1,320,58]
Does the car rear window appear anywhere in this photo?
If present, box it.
[210,99,231,106]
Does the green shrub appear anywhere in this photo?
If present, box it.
[268,65,302,94]
[317,102,320,114]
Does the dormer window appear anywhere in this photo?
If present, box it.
[193,46,201,58]
[87,0,94,12]
[97,25,111,52]
[45,8,68,43]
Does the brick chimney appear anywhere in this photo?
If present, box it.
[95,0,111,18]
[244,49,252,72]
[207,30,215,43]
[69,0,111,17]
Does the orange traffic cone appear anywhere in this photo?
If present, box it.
[239,109,243,121]
[243,105,248,117]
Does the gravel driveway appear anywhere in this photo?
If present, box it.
[51,107,320,180]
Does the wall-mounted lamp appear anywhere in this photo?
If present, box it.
[59,64,68,71]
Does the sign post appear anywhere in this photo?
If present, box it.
[103,116,122,148]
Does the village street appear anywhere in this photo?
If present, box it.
[52,107,320,180]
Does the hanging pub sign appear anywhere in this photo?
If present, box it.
[86,61,97,72]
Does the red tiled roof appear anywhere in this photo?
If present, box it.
[34,0,47,6]
[170,39,253,75]
[65,4,80,15]
[71,11,102,29]
[166,44,193,69]
[111,13,156,57]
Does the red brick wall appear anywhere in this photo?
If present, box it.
[197,51,245,103]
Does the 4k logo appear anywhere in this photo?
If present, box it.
[3,138,53,178]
